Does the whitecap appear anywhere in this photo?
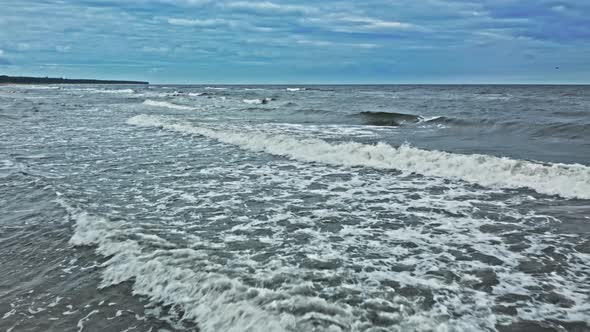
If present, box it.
[142,100,194,111]
[242,98,271,105]
[127,114,590,199]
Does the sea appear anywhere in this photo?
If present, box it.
[0,84,589,332]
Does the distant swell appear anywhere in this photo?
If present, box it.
[531,122,590,140]
[128,114,590,199]
[286,110,448,126]
[142,100,194,111]
[356,111,421,126]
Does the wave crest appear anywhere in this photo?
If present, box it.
[142,100,194,111]
[127,114,590,199]
[69,211,291,332]
[242,98,272,105]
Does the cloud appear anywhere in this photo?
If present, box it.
[167,18,233,27]
[142,46,170,53]
[1,0,589,83]
[223,1,316,15]
[174,0,211,5]
[338,16,414,30]
[472,0,590,42]
[300,13,420,34]
[551,5,566,12]
[17,43,31,51]
[55,45,72,53]
[295,38,379,49]
[0,50,9,65]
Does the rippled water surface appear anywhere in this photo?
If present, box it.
[1,85,589,332]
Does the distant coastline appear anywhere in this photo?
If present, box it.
[0,75,148,85]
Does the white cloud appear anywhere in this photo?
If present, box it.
[142,46,170,53]
[17,43,31,51]
[167,18,233,27]
[175,0,210,5]
[296,39,334,47]
[55,45,71,53]
[296,38,379,49]
[224,1,316,14]
[0,49,4,56]
[300,14,418,34]
[351,43,380,49]
[552,5,566,12]
[337,16,414,30]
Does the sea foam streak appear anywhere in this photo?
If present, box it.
[69,212,291,332]
[127,114,590,199]
[68,88,135,94]
[142,100,194,111]
[242,98,271,105]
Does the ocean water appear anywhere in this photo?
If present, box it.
[0,84,589,332]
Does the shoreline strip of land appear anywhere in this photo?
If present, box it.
[0,75,148,85]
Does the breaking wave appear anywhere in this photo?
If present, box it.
[69,212,291,332]
[242,98,272,105]
[279,109,447,127]
[142,100,194,111]
[127,114,590,199]
[69,88,135,94]
[357,111,420,126]
[354,111,445,126]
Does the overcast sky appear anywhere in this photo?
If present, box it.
[0,0,589,83]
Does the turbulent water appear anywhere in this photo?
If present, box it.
[1,84,589,332]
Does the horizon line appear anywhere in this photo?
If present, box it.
[148,82,590,86]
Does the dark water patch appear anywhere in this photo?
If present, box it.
[0,113,17,120]
[242,107,280,113]
[356,111,421,126]
[471,268,500,292]
[498,319,590,332]
[530,122,590,139]
[295,108,335,115]
[0,222,173,332]
[497,320,561,332]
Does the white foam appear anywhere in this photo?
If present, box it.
[419,116,443,122]
[100,89,134,94]
[127,114,590,199]
[67,154,590,330]
[242,98,271,105]
[142,100,194,111]
[69,212,293,332]
[69,88,134,94]
[286,88,305,91]
[77,309,99,332]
